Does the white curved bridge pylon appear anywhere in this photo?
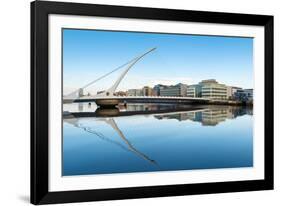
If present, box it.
[64,47,156,100]
[97,47,156,97]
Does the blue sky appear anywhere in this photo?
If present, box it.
[63,29,253,95]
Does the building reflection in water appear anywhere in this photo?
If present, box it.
[154,106,253,126]
[123,103,185,112]
[64,103,253,127]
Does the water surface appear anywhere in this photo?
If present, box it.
[63,103,253,176]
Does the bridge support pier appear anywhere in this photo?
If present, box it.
[95,99,120,108]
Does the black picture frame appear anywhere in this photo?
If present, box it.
[31,0,274,204]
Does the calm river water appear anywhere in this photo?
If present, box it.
[63,103,253,176]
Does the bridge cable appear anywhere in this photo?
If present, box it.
[65,56,139,98]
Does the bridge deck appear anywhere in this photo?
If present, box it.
[64,96,210,103]
[81,96,209,100]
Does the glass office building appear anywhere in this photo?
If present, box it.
[159,83,188,97]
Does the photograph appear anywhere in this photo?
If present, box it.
[62,29,254,176]
[30,1,273,204]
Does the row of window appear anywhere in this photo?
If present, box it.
[202,88,227,91]
[202,92,227,95]
[202,95,227,97]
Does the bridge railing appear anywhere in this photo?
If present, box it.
[77,95,210,101]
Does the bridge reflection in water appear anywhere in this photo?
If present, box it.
[63,103,253,176]
[64,103,252,126]
[64,115,157,165]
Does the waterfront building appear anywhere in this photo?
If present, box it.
[234,89,253,102]
[186,79,228,99]
[142,86,154,96]
[114,91,127,96]
[153,84,167,96]
[244,89,253,100]
[226,86,242,100]
[127,89,144,96]
[187,84,202,97]
[135,89,143,96]
[159,83,188,97]
[200,79,227,100]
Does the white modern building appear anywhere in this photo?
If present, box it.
[186,79,228,99]
[200,79,227,100]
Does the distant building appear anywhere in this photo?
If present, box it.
[187,84,202,98]
[127,89,143,96]
[153,84,167,96]
[159,83,188,97]
[186,79,227,99]
[234,89,253,102]
[114,91,127,96]
[127,89,135,96]
[200,79,227,100]
[244,89,253,100]
[142,86,154,96]
[78,88,84,97]
[226,86,242,100]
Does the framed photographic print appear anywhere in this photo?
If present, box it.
[31,0,274,204]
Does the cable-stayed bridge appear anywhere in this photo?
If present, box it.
[63,47,209,107]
